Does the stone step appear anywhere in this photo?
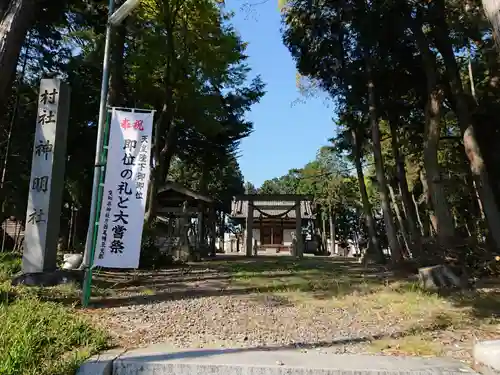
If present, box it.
[78,345,478,375]
[473,340,500,375]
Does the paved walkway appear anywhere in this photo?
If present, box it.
[78,344,478,375]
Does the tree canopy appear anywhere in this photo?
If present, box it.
[3,0,500,274]
[0,0,264,253]
[263,0,500,268]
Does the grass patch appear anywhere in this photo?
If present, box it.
[343,284,499,357]
[0,296,108,375]
[140,288,156,296]
[0,253,110,374]
[370,335,444,357]
[34,282,113,304]
[211,256,384,299]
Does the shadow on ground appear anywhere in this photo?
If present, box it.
[31,254,500,318]
[63,255,400,309]
[106,319,454,364]
[447,288,500,319]
[83,282,373,308]
[200,255,381,274]
[14,255,498,321]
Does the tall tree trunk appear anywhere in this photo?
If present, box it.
[407,12,456,249]
[329,209,336,255]
[482,0,500,49]
[424,88,456,246]
[462,148,485,224]
[388,183,410,257]
[0,0,34,111]
[365,59,403,263]
[321,210,327,253]
[412,191,428,237]
[351,128,385,263]
[433,1,500,250]
[483,38,500,92]
[388,117,422,256]
[144,112,176,225]
[108,6,128,107]
[0,32,28,211]
[353,230,360,255]
[144,0,181,225]
[464,169,483,239]
[419,168,438,237]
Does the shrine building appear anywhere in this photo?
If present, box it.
[229,194,317,256]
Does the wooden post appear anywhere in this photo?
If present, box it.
[179,200,191,262]
[209,205,216,256]
[280,218,284,246]
[246,199,254,256]
[197,202,204,249]
[295,199,303,258]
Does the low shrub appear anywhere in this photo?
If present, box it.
[0,296,108,375]
[0,251,109,375]
[0,252,21,281]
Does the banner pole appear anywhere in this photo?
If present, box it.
[82,0,115,271]
[82,110,111,308]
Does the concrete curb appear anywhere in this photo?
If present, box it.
[76,348,127,375]
[474,340,500,375]
[78,345,478,375]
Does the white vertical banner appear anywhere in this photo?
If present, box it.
[94,108,154,268]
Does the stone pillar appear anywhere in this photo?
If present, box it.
[246,199,254,256]
[22,78,70,273]
[295,199,303,258]
[197,202,204,248]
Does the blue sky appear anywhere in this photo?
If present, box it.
[224,0,336,187]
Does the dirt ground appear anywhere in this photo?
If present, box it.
[77,255,500,364]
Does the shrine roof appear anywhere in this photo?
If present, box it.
[157,181,213,204]
[234,194,311,201]
[230,195,316,219]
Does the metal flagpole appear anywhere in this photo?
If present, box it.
[82,0,142,307]
[82,111,111,307]
[81,0,115,307]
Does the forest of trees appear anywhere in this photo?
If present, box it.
[2,0,500,275]
[254,148,365,256]
[5,1,500,372]
[254,0,500,273]
[0,0,264,252]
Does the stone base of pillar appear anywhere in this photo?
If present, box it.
[11,269,84,288]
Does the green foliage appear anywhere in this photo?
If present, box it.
[258,147,363,245]
[0,253,21,281]
[168,153,245,213]
[244,181,258,194]
[259,172,299,194]
[0,2,267,370]
[0,0,264,247]
[0,297,108,375]
[276,0,500,264]
[0,255,109,375]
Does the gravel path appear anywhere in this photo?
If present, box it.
[79,261,492,363]
[83,266,407,352]
[85,294,397,352]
